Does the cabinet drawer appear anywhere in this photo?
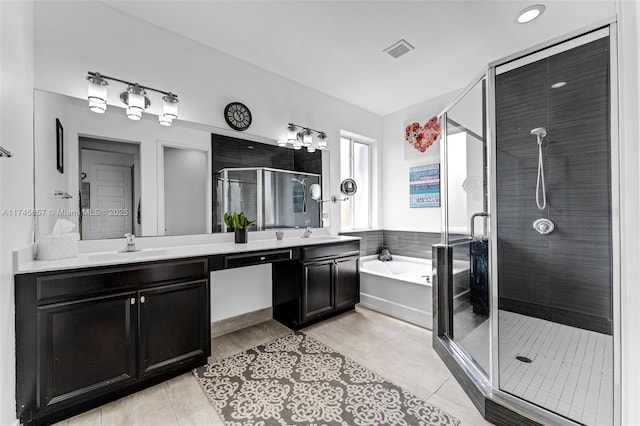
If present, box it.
[35,258,208,305]
[300,241,360,261]
[224,250,292,268]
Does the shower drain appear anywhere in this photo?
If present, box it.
[516,355,533,363]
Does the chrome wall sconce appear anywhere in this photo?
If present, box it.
[86,71,179,126]
[278,123,327,152]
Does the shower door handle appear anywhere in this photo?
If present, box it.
[471,212,489,240]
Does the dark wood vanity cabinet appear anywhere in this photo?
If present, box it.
[273,241,360,329]
[302,260,335,322]
[15,258,210,425]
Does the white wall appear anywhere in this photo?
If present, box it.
[616,0,640,424]
[381,91,458,232]
[0,2,34,425]
[32,1,382,237]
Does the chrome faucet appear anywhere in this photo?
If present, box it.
[120,233,138,252]
[302,220,312,238]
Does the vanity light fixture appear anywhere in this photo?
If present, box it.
[86,71,179,126]
[283,123,328,152]
[516,4,545,24]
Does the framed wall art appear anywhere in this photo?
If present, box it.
[409,164,440,207]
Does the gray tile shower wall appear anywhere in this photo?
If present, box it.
[495,36,612,335]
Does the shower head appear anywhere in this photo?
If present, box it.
[291,177,307,185]
[530,127,547,138]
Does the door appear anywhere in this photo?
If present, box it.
[442,74,491,377]
[301,260,333,322]
[138,280,209,377]
[85,164,133,239]
[334,257,359,310]
[37,292,137,410]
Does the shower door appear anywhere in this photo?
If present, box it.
[493,28,614,426]
[441,74,491,378]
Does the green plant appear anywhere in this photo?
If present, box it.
[223,211,255,230]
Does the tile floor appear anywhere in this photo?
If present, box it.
[499,310,613,426]
[55,306,491,426]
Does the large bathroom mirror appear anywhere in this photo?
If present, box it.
[33,90,330,240]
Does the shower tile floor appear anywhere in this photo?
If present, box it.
[499,310,613,426]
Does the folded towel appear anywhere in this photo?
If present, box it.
[378,248,393,262]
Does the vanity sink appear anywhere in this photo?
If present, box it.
[85,249,170,262]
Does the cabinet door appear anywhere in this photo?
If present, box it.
[37,292,137,410]
[139,280,209,378]
[302,261,334,322]
[334,257,360,310]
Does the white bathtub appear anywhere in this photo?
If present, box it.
[359,255,469,329]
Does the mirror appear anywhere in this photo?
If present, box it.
[340,178,358,196]
[33,90,330,240]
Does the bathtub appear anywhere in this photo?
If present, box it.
[359,255,469,329]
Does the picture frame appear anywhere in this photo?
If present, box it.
[56,118,63,174]
[409,164,440,207]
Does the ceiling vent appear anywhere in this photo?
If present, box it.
[383,39,415,59]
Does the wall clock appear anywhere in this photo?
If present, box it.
[224,102,252,131]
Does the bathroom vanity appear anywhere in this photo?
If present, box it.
[14,236,359,425]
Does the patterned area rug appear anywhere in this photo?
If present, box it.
[194,332,461,425]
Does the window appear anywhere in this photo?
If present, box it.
[340,136,371,230]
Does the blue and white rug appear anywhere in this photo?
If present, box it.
[194,332,460,426]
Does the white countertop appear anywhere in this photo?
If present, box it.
[14,234,361,274]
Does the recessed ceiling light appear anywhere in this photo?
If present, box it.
[516,4,545,24]
[551,81,566,89]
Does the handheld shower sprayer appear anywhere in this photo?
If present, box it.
[531,127,554,235]
[291,177,308,214]
[532,127,547,210]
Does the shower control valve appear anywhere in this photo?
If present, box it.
[533,218,555,235]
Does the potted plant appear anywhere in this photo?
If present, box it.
[224,211,255,243]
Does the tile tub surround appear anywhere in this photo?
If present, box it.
[56,306,491,426]
[340,230,447,259]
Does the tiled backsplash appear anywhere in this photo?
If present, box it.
[339,230,440,259]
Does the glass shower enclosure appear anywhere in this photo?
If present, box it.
[434,25,618,426]
[216,167,321,231]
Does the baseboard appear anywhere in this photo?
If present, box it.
[211,307,273,338]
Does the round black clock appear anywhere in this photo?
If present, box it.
[224,102,252,131]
